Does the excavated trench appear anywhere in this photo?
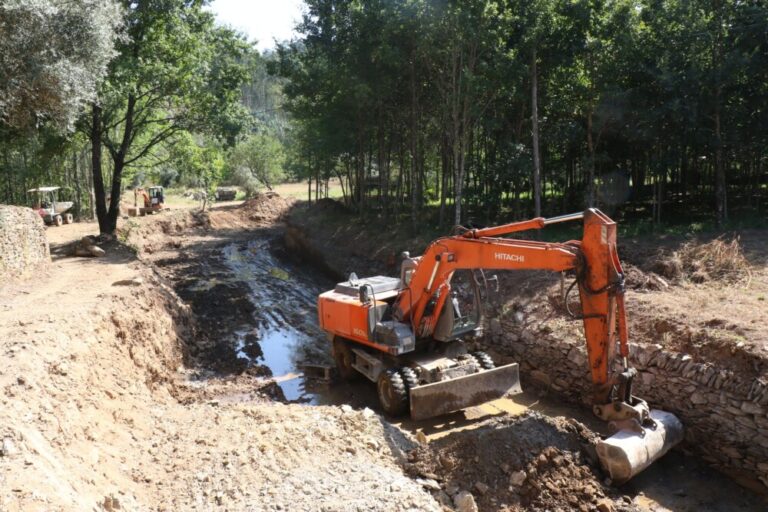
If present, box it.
[152,223,765,511]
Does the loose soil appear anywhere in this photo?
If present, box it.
[0,197,440,512]
[2,195,766,511]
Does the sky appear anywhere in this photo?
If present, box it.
[207,0,305,52]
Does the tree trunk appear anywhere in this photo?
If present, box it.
[714,93,727,225]
[90,104,109,233]
[586,109,596,207]
[531,47,542,218]
[410,61,419,232]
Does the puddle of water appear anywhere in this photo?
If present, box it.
[222,240,332,403]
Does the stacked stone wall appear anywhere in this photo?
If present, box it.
[487,319,768,492]
[0,205,50,282]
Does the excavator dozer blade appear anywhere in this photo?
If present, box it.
[409,363,522,421]
[596,409,684,484]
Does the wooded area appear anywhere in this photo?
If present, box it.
[275,0,768,227]
[1,0,766,232]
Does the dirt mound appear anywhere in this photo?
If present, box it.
[406,413,629,511]
[240,191,293,222]
[649,237,750,284]
[313,197,350,213]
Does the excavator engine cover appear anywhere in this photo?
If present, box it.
[409,363,522,420]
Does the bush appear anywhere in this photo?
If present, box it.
[230,167,261,198]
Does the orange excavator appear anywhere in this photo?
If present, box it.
[317,209,683,482]
[128,186,165,216]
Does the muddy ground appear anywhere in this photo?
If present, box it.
[1,195,766,511]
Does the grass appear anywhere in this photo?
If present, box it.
[272,178,345,200]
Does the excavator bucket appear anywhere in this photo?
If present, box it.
[409,363,522,421]
[596,409,684,484]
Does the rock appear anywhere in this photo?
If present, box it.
[530,370,551,387]
[89,246,106,257]
[690,392,708,405]
[453,491,478,512]
[1,437,17,456]
[439,455,454,470]
[509,470,526,487]
[361,407,375,419]
[567,346,586,366]
[596,499,613,512]
[340,404,353,414]
[741,401,764,415]
[435,490,453,508]
[416,478,441,491]
[474,482,489,495]
[416,431,428,445]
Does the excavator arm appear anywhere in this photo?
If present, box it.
[392,209,683,481]
[395,210,631,408]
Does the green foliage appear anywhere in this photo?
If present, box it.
[170,132,225,196]
[0,0,122,129]
[275,0,768,226]
[229,133,285,191]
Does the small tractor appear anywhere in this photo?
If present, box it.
[27,187,74,226]
[317,209,684,483]
[128,186,165,216]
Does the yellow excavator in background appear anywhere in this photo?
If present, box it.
[317,209,683,483]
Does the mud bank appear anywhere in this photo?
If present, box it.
[286,202,768,496]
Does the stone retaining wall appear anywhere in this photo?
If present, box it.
[486,319,768,492]
[0,205,50,282]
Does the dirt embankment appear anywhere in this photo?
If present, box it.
[287,200,768,497]
[0,197,443,512]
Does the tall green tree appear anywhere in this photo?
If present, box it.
[88,0,251,234]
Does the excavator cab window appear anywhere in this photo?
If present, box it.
[433,269,482,341]
[399,254,418,288]
[449,270,481,336]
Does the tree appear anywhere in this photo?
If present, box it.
[230,133,285,191]
[87,0,252,234]
[0,0,121,130]
[168,132,224,210]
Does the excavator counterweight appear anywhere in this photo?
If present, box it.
[317,209,683,482]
